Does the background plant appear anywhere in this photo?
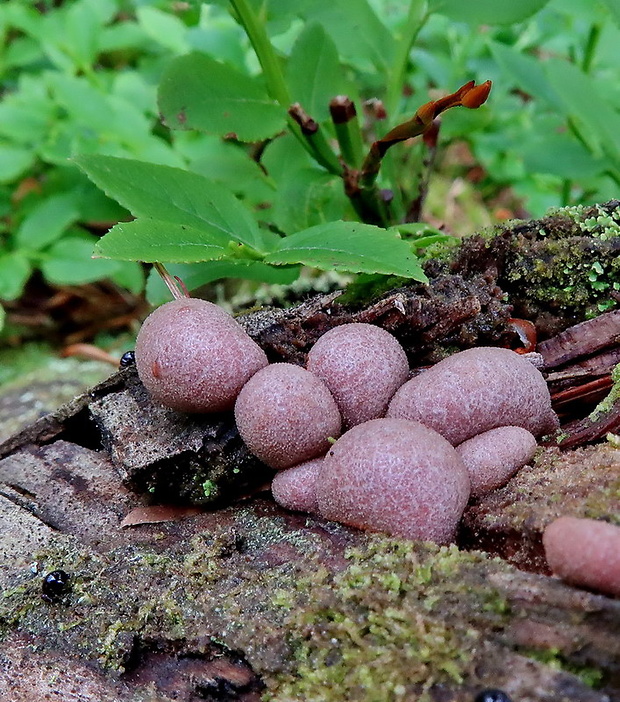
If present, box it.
[2,0,620,335]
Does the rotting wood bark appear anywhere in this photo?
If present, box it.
[0,203,619,700]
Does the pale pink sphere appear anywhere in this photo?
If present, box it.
[457,426,538,497]
[136,298,268,413]
[387,346,558,445]
[543,517,620,598]
[271,457,323,513]
[316,418,471,544]
[307,323,409,428]
[234,363,341,470]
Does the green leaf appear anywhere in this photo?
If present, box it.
[179,135,275,208]
[600,0,620,27]
[272,168,348,233]
[0,144,35,183]
[429,0,551,25]
[75,155,275,253]
[488,41,562,106]
[0,100,53,144]
[0,252,31,300]
[264,221,427,280]
[146,260,301,306]
[63,0,102,70]
[40,236,124,286]
[136,6,188,53]
[521,128,606,179]
[46,73,115,133]
[286,22,346,121]
[543,58,620,160]
[94,219,233,263]
[301,0,394,72]
[15,193,80,251]
[158,52,285,142]
[109,261,145,295]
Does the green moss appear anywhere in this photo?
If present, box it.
[267,539,511,701]
[502,203,620,318]
[519,646,605,689]
[589,363,620,422]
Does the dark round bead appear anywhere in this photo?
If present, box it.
[41,569,70,602]
[475,690,512,702]
[119,350,136,368]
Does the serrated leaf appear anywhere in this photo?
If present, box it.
[95,219,233,263]
[158,52,285,142]
[264,221,427,280]
[75,154,274,253]
[286,22,346,121]
[429,0,551,24]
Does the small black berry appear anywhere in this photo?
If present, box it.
[474,690,512,702]
[119,350,136,368]
[41,570,70,603]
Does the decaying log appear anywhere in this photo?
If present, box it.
[0,455,619,701]
[0,203,619,700]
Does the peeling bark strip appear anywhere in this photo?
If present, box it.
[538,310,620,368]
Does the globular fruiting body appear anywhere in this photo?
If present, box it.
[271,457,323,513]
[542,516,620,597]
[387,346,558,445]
[234,363,341,470]
[316,418,471,544]
[135,298,268,413]
[307,323,409,428]
[457,426,538,497]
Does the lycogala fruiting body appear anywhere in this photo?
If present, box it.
[307,323,409,428]
[316,418,471,544]
[234,363,342,470]
[135,298,268,413]
[543,516,620,597]
[387,346,558,445]
[457,426,538,497]
[271,457,323,513]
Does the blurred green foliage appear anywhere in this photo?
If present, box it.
[1,0,619,329]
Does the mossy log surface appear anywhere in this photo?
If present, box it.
[0,203,619,701]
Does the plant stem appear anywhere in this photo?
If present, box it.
[385,0,429,118]
[228,0,341,176]
[582,22,602,75]
[153,263,188,300]
[330,96,365,169]
[228,0,289,106]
